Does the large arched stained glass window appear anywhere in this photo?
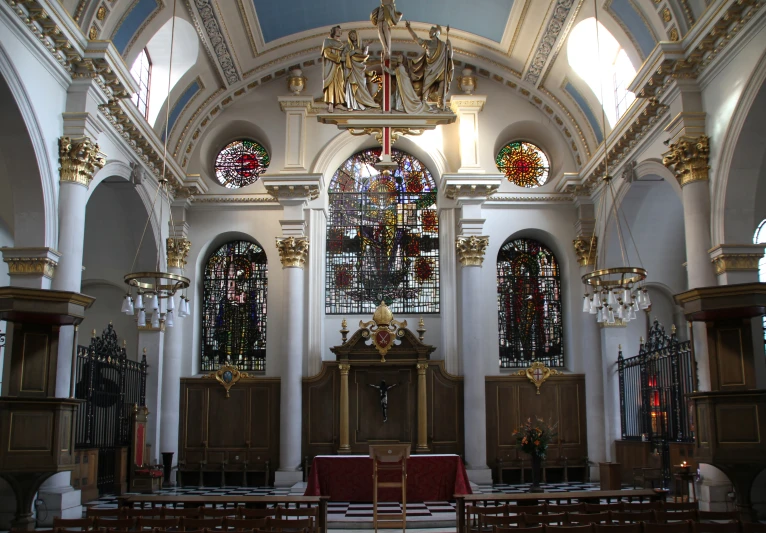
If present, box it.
[326,148,439,314]
[201,241,268,372]
[497,238,563,368]
[496,141,550,188]
[214,140,270,189]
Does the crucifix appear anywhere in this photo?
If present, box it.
[369,380,398,422]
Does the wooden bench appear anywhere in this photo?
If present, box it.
[116,495,328,533]
[455,488,665,533]
[177,460,271,487]
[496,457,591,484]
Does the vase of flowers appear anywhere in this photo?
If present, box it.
[513,417,558,493]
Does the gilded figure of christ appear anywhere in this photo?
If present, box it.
[370,0,402,59]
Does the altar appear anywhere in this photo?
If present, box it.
[304,454,471,502]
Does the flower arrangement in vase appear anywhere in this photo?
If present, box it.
[512,417,558,492]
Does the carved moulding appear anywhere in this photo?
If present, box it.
[276,237,309,268]
[456,236,489,266]
[359,301,407,362]
[517,361,562,395]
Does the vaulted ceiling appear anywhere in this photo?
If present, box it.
[68,0,709,174]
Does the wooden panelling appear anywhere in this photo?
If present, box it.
[486,375,588,477]
[8,323,59,398]
[429,368,463,452]
[179,378,280,486]
[303,363,339,458]
[72,448,99,503]
[707,319,755,391]
[9,411,53,451]
[352,367,414,444]
[615,440,652,484]
[716,405,760,443]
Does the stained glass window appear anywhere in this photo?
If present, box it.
[497,238,563,368]
[201,241,267,372]
[214,140,270,188]
[326,148,439,315]
[130,48,151,119]
[496,141,550,188]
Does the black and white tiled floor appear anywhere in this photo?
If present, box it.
[86,481,618,523]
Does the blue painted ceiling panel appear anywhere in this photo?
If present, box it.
[162,80,200,141]
[252,0,514,43]
[565,82,604,144]
[113,0,160,55]
[609,0,656,59]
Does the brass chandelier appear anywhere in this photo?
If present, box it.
[580,0,649,325]
[122,0,190,327]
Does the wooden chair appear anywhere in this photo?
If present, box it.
[643,521,695,533]
[742,524,766,533]
[86,508,122,519]
[545,525,595,533]
[522,512,567,526]
[467,504,512,532]
[494,526,544,533]
[370,443,410,533]
[693,522,742,533]
[121,508,164,518]
[202,507,238,518]
[238,508,277,519]
[53,518,95,531]
[514,504,548,515]
[277,508,317,533]
[267,517,313,532]
[482,514,522,530]
[180,517,223,531]
[163,508,204,519]
[568,512,611,525]
[622,502,662,512]
[633,453,663,489]
[93,518,135,531]
[611,511,655,523]
[225,518,269,530]
[697,511,739,522]
[664,502,699,512]
[594,524,643,533]
[586,503,624,513]
[654,510,699,523]
[136,517,180,530]
[548,504,585,514]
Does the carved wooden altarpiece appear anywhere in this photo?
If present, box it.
[302,302,464,458]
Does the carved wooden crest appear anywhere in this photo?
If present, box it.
[359,301,407,362]
[205,361,250,398]
[517,361,562,395]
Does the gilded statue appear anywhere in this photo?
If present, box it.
[322,25,346,112]
[344,30,380,111]
[370,0,402,59]
[404,21,453,110]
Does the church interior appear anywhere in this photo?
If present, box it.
[1,0,766,531]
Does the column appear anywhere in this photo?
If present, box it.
[663,134,716,391]
[37,136,104,525]
[262,174,322,487]
[157,237,189,480]
[457,235,491,483]
[599,326,631,459]
[438,207,459,374]
[416,362,428,452]
[449,96,487,173]
[338,363,351,452]
[276,236,309,485]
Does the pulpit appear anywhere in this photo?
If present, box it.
[370,444,410,533]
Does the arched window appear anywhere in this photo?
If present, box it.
[754,219,766,346]
[326,148,439,315]
[201,241,268,372]
[214,140,270,189]
[496,141,550,188]
[567,18,636,127]
[130,48,151,119]
[497,238,563,368]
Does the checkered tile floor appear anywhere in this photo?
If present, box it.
[86,482,622,523]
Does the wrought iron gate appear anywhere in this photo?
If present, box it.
[618,319,697,486]
[75,324,147,494]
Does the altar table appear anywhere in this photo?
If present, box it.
[304,454,472,502]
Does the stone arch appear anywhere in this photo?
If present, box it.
[712,46,766,246]
[0,41,56,249]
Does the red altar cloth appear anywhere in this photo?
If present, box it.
[304,454,472,502]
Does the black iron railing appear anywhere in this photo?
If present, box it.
[618,319,697,486]
[75,324,147,494]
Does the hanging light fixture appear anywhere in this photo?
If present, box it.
[122,0,190,328]
[581,0,649,325]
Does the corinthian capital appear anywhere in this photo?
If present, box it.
[662,135,709,187]
[573,236,597,267]
[59,136,106,187]
[166,238,192,269]
[276,237,309,268]
[456,236,489,267]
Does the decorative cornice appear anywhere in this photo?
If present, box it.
[600,319,628,328]
[59,136,106,187]
[166,238,191,269]
[488,194,573,203]
[276,237,309,269]
[711,254,762,275]
[449,96,487,112]
[662,135,709,187]
[189,195,276,204]
[456,236,489,267]
[524,0,576,85]
[444,182,500,200]
[3,249,60,279]
[190,0,240,85]
[573,236,597,267]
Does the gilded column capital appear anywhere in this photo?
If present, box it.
[276,236,309,268]
[573,236,597,267]
[166,238,192,269]
[4,256,59,279]
[338,363,351,375]
[662,135,709,187]
[417,362,428,373]
[59,136,106,187]
[456,235,489,266]
[711,254,762,275]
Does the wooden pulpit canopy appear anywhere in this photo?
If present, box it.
[330,301,436,363]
